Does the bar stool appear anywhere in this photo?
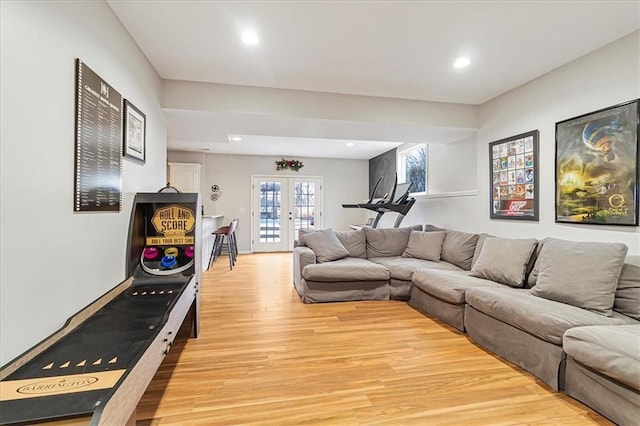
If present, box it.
[226,218,239,269]
[208,218,239,270]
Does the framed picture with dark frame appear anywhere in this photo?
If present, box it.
[489,130,539,221]
[123,99,146,163]
[555,99,639,226]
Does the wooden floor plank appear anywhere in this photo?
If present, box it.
[136,253,611,425]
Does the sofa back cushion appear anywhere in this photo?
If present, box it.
[335,228,367,259]
[470,237,538,287]
[441,230,479,270]
[530,238,628,316]
[614,256,640,320]
[364,225,422,258]
[471,233,493,269]
[298,228,350,263]
[402,230,445,261]
[424,225,479,270]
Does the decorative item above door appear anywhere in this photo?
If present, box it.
[275,158,304,172]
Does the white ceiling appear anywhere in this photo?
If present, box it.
[108,1,640,159]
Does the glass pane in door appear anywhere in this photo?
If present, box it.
[259,181,281,243]
[293,181,315,241]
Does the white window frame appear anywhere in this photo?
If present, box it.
[397,143,427,196]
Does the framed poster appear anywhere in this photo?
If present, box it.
[74,59,122,212]
[123,99,146,163]
[555,99,639,226]
[489,130,539,221]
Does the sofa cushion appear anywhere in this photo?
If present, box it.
[424,225,479,270]
[471,233,493,268]
[614,256,640,320]
[335,228,367,259]
[299,228,349,263]
[297,228,322,247]
[530,238,628,316]
[466,287,638,345]
[364,225,422,258]
[563,325,640,391]
[470,237,537,287]
[402,230,445,261]
[370,256,461,281]
[441,230,479,271]
[302,257,389,282]
[413,269,505,305]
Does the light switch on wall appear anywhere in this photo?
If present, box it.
[239,207,245,213]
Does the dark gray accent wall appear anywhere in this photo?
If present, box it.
[369,148,396,199]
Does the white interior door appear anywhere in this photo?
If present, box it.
[168,162,201,193]
[252,176,322,252]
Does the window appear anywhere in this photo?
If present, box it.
[397,144,427,194]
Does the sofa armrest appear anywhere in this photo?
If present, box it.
[293,246,317,287]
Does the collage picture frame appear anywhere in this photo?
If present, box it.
[489,130,539,221]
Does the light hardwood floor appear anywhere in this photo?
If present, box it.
[136,253,610,425]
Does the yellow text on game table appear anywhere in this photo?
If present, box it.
[151,205,195,234]
[146,237,195,246]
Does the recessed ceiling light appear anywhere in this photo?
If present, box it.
[241,31,259,45]
[229,135,242,142]
[454,56,471,69]
[346,142,355,147]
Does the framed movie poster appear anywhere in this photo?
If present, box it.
[489,130,539,221]
[123,99,146,163]
[555,99,639,226]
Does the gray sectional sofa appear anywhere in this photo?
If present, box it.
[294,226,467,303]
[564,324,640,426]
[292,225,640,425]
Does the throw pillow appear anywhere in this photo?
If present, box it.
[296,228,312,247]
[364,225,422,258]
[469,237,538,287]
[530,238,628,316]
[613,256,640,320]
[299,228,350,263]
[335,228,367,259]
[441,230,479,270]
[471,233,494,269]
[402,230,445,261]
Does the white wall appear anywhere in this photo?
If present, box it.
[411,32,639,254]
[167,152,369,252]
[0,1,166,364]
[428,135,477,194]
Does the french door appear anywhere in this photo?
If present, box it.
[252,176,323,252]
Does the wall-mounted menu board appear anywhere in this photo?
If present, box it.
[74,59,122,212]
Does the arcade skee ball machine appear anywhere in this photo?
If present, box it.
[0,193,202,425]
